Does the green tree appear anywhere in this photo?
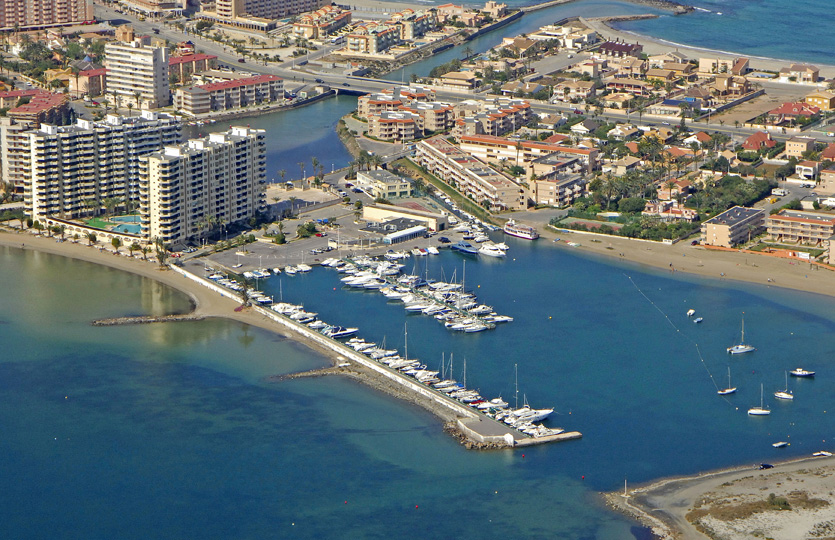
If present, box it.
[111,237,122,252]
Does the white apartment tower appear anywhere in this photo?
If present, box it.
[27,113,181,220]
[140,127,266,245]
[105,40,171,109]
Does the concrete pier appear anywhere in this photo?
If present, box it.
[170,264,581,449]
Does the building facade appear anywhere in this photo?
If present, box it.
[700,206,765,247]
[357,170,412,199]
[140,127,266,244]
[766,209,835,247]
[0,0,93,31]
[105,40,170,109]
[415,135,527,211]
[25,113,181,220]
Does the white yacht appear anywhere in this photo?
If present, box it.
[478,244,507,257]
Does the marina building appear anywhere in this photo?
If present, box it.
[415,135,527,211]
[25,112,182,221]
[356,170,412,199]
[104,40,171,109]
[766,210,835,247]
[362,203,448,231]
[701,206,765,248]
[139,127,266,244]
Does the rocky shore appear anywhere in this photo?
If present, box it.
[92,314,204,326]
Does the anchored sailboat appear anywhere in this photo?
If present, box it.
[774,371,793,401]
[727,315,755,354]
[717,367,737,395]
[748,384,770,416]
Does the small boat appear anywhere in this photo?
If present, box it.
[813,451,833,457]
[687,309,696,317]
[790,368,815,378]
[478,244,506,258]
[727,315,755,354]
[748,384,770,416]
[717,367,737,395]
[451,241,478,255]
[772,441,789,448]
[774,372,793,401]
[693,317,703,324]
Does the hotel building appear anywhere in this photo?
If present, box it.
[25,113,181,220]
[104,40,171,109]
[140,127,266,244]
[766,209,835,247]
[0,0,93,31]
[701,206,765,247]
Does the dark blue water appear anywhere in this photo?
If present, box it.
[616,0,833,66]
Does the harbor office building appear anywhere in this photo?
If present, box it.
[357,170,412,199]
[701,206,765,248]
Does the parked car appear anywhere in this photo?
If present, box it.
[691,240,699,246]
[342,82,350,87]
[315,78,324,83]
[438,237,451,243]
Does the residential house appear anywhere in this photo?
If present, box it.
[711,75,750,98]
[741,131,776,152]
[436,71,477,90]
[607,124,641,140]
[821,143,835,162]
[662,61,695,80]
[610,56,645,79]
[647,51,688,68]
[784,136,816,158]
[795,160,821,181]
[819,167,835,195]
[552,79,596,102]
[482,1,507,19]
[698,57,748,77]
[657,178,692,200]
[643,200,698,221]
[805,90,835,111]
[570,119,600,136]
[605,78,651,96]
[611,155,641,176]
[778,64,820,84]
[536,113,566,130]
[768,102,820,125]
[597,39,643,59]
[645,68,676,84]
[683,131,712,148]
[500,81,543,96]
[600,92,632,109]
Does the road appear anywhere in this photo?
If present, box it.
[92,4,835,144]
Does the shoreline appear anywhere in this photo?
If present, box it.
[587,17,835,77]
[604,455,835,540]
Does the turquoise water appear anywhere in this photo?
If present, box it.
[4,235,833,538]
[112,215,141,223]
[113,223,142,234]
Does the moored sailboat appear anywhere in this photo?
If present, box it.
[748,384,770,416]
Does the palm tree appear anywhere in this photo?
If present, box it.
[111,237,122,253]
[154,237,168,268]
[133,90,142,110]
[129,242,140,257]
[127,102,133,117]
[85,231,96,245]
[141,246,149,260]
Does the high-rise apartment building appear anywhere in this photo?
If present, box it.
[26,112,181,220]
[104,40,171,109]
[206,0,325,21]
[140,127,266,244]
[0,0,94,31]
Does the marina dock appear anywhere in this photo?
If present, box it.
[170,264,581,449]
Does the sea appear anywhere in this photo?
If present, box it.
[3,2,835,537]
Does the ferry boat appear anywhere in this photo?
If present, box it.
[503,220,539,240]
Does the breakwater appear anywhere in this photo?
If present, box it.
[92,314,205,326]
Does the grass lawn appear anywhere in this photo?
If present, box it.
[85,218,112,230]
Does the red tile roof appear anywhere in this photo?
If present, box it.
[199,74,282,92]
[169,53,217,65]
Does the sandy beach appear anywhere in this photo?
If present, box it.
[585,17,835,79]
[605,456,835,540]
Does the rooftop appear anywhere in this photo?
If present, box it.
[705,206,763,227]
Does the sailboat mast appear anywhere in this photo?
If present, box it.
[515,363,519,410]
[404,322,408,361]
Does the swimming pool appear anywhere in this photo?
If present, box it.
[111,215,141,224]
[113,224,141,234]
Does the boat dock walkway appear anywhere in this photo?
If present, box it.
[171,264,581,449]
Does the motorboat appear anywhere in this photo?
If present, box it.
[813,451,833,457]
[693,317,703,324]
[727,315,755,354]
[478,244,506,257]
[322,326,358,339]
[772,441,789,448]
[790,368,815,378]
[451,241,478,255]
[687,309,696,317]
